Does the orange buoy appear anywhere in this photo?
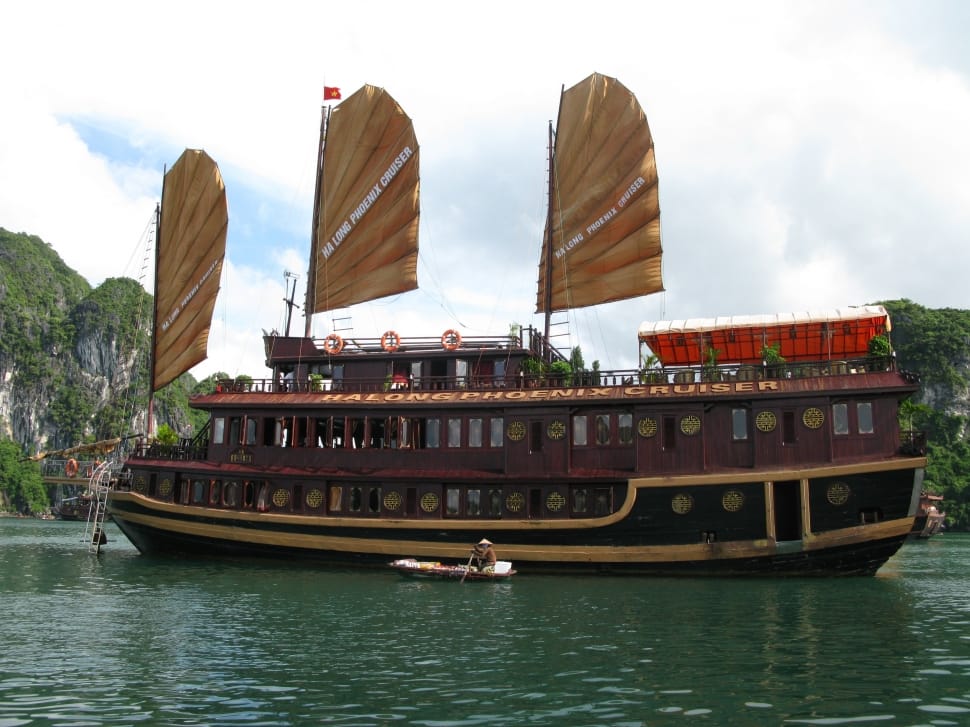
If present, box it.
[381,330,401,352]
[441,329,462,351]
[323,333,344,355]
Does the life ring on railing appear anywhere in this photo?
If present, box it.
[441,329,462,351]
[65,458,79,478]
[381,330,401,352]
[323,333,344,355]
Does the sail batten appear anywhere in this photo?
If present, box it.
[153,149,228,392]
[310,85,420,314]
[537,73,663,313]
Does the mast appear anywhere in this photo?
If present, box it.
[541,84,566,361]
[283,271,299,336]
[148,201,161,437]
[304,105,331,337]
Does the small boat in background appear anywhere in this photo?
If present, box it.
[913,492,945,538]
[389,558,516,581]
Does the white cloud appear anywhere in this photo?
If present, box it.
[3,0,970,383]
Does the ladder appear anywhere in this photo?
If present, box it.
[84,461,113,554]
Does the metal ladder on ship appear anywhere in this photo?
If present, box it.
[83,461,113,554]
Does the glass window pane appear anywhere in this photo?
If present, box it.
[732,409,748,440]
[857,402,874,434]
[448,417,462,447]
[833,403,849,435]
[426,418,440,448]
[573,415,587,446]
[212,417,225,444]
[618,413,633,444]
[490,418,504,447]
[595,415,610,445]
[469,418,483,447]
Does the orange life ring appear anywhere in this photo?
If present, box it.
[381,330,401,352]
[441,329,462,351]
[65,458,79,478]
[323,333,344,355]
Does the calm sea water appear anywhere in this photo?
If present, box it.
[1,519,968,726]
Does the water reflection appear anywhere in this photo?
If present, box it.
[1,519,968,725]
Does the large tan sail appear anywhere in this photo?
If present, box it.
[537,73,663,313]
[310,85,420,314]
[153,149,228,391]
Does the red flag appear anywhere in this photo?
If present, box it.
[324,86,342,100]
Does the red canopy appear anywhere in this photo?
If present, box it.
[638,306,890,366]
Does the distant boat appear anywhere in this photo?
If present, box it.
[912,491,945,538]
[107,76,928,575]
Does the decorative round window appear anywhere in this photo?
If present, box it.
[546,491,566,512]
[827,482,850,506]
[272,488,290,508]
[507,421,526,441]
[680,415,701,436]
[755,411,777,433]
[306,488,324,508]
[671,493,694,515]
[638,417,658,438]
[803,407,824,429]
[133,476,147,493]
[722,490,745,512]
[383,491,403,511]
[159,478,172,497]
[547,420,566,440]
[420,492,440,513]
[506,492,525,512]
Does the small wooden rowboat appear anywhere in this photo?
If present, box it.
[389,558,516,581]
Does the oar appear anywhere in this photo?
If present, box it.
[460,552,475,584]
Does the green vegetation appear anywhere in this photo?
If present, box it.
[0,440,47,515]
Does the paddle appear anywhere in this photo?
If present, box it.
[460,551,475,584]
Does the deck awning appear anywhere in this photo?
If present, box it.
[638,306,890,366]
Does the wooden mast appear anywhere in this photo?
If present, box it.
[147,201,162,437]
[541,85,566,362]
[304,105,331,337]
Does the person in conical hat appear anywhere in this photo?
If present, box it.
[471,537,497,572]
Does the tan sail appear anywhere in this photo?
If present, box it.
[153,149,228,391]
[537,73,663,313]
[309,85,420,314]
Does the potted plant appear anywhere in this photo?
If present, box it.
[701,346,722,382]
[549,360,572,386]
[310,373,324,391]
[639,353,665,383]
[867,334,891,371]
[760,343,786,378]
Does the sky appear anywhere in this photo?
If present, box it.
[2,0,969,382]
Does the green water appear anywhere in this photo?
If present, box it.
[1,519,968,726]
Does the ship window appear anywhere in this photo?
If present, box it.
[332,417,345,448]
[243,481,255,509]
[662,416,677,450]
[350,487,362,512]
[732,408,748,441]
[368,487,381,513]
[469,418,483,447]
[833,403,849,435]
[223,481,239,507]
[468,488,481,515]
[349,418,364,448]
[488,488,503,516]
[446,487,460,515]
[212,417,225,444]
[857,402,874,434]
[329,486,343,512]
[618,413,633,445]
[314,417,330,447]
[572,488,588,513]
[293,485,303,512]
[293,417,308,448]
[595,415,611,445]
[191,479,206,504]
[573,415,588,446]
[229,417,242,444]
[425,418,441,448]
[783,411,796,444]
[208,480,221,506]
[530,421,543,452]
[245,418,257,445]
[490,418,504,447]
[593,488,612,515]
[370,418,386,448]
[448,418,462,447]
[495,360,507,386]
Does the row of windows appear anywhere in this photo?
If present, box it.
[141,476,617,519]
[208,402,875,451]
